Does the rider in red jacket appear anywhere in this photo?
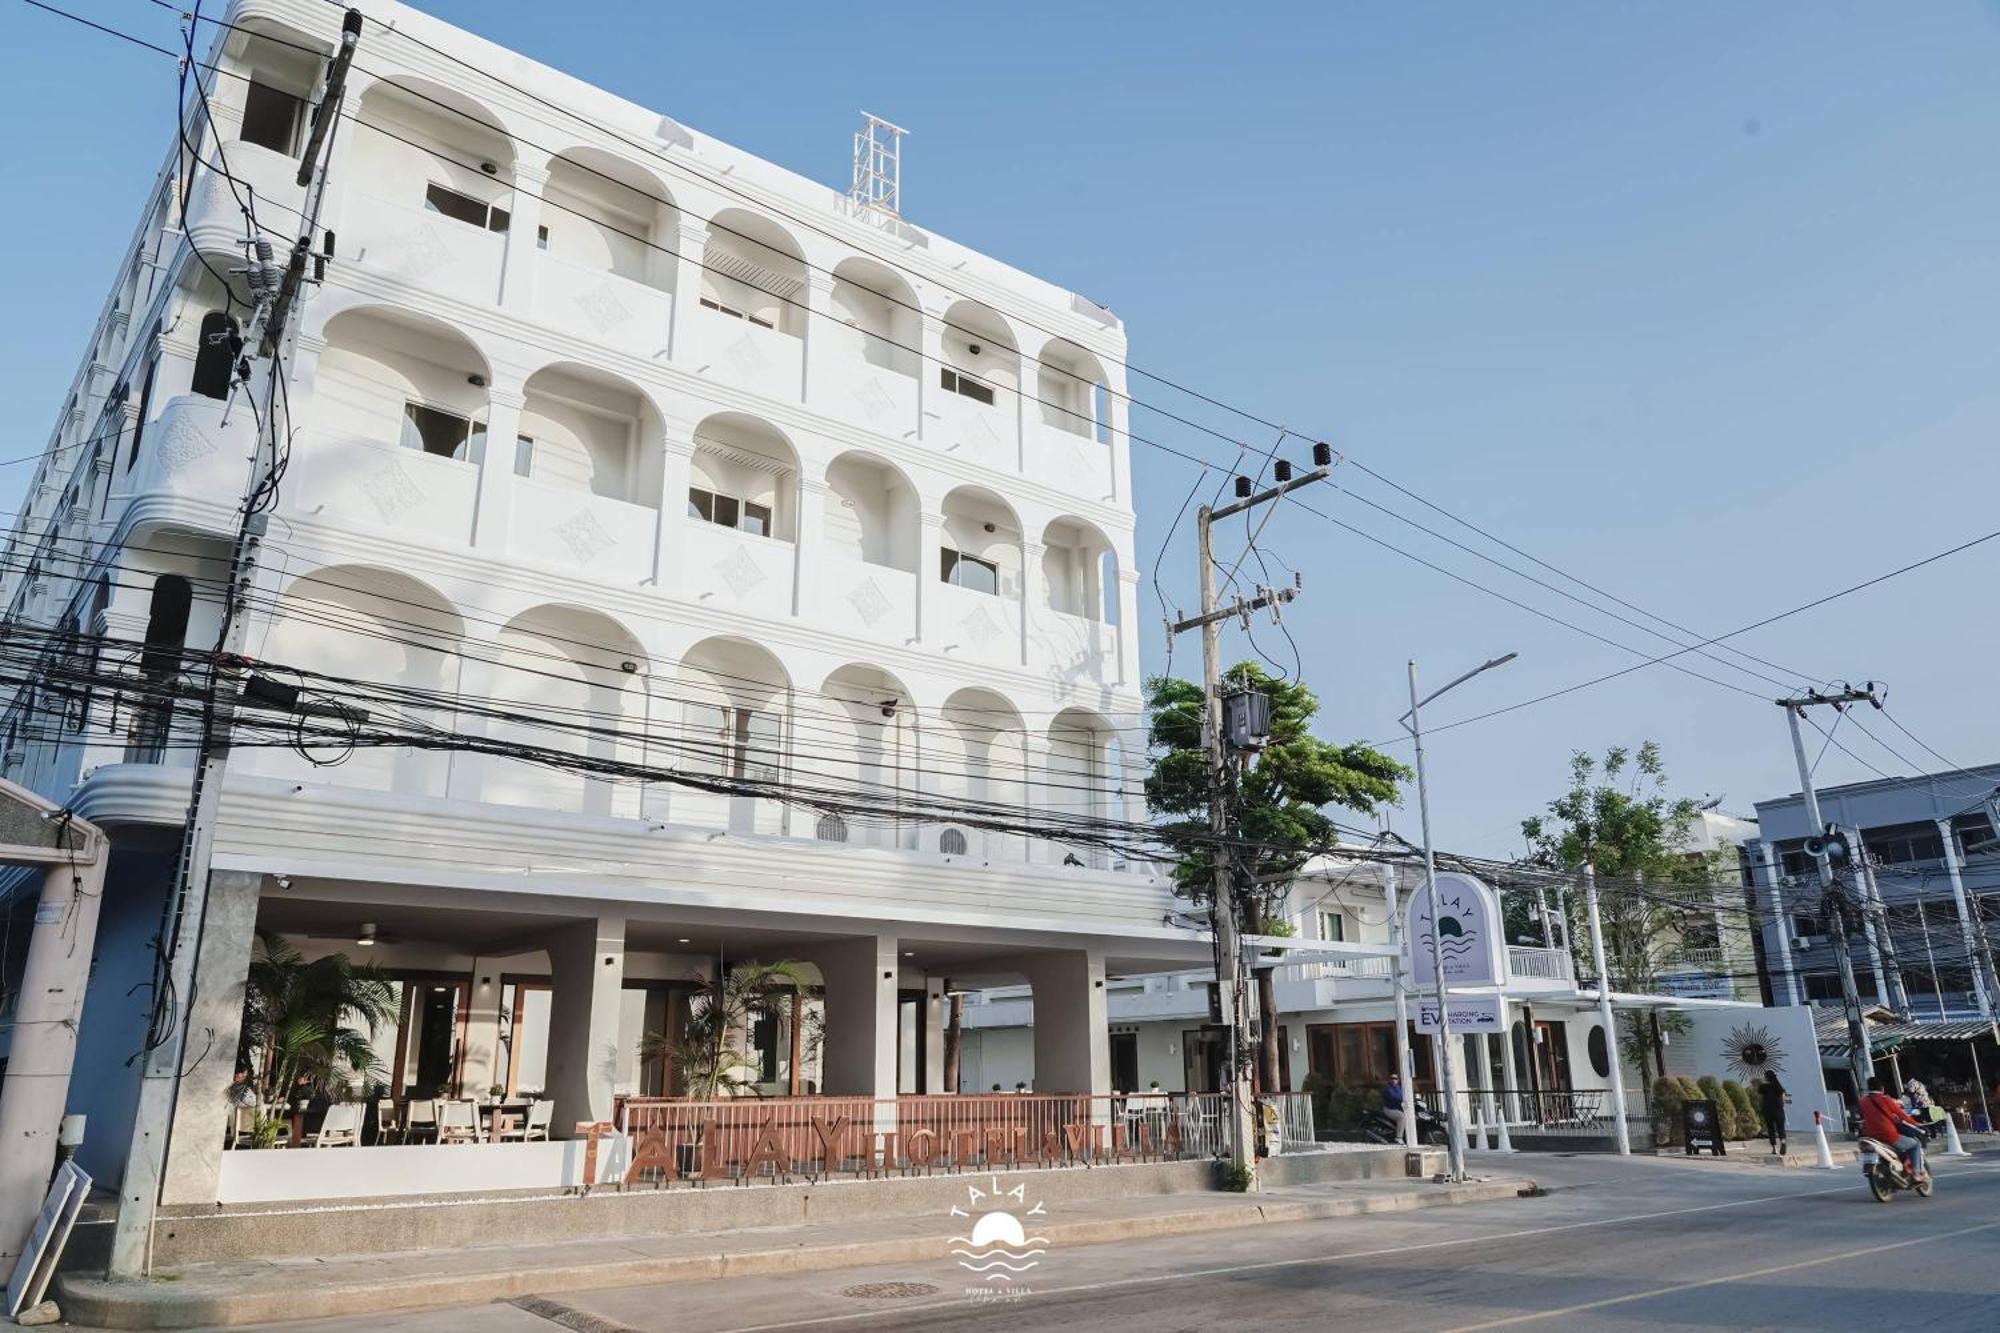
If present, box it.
[1858,1077,1927,1178]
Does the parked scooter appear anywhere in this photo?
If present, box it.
[1361,1103,1449,1147]
[1859,1126,1935,1203]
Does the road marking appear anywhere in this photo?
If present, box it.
[718,1166,2000,1331]
[1439,1218,2000,1331]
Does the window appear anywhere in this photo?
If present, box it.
[513,435,535,478]
[939,828,968,856]
[128,344,159,469]
[424,183,510,233]
[688,487,773,537]
[939,366,995,405]
[815,813,848,843]
[1957,818,1997,858]
[400,402,485,462]
[239,80,304,156]
[1791,913,1823,940]
[190,311,240,400]
[536,225,549,251]
[1863,823,1945,866]
[940,549,999,595]
[684,703,782,782]
[1317,911,1346,943]
[1804,974,1844,1002]
[698,297,774,330]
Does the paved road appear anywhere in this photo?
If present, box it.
[199,1149,2000,1333]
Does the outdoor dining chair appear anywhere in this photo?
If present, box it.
[437,1099,481,1144]
[404,1098,438,1144]
[499,1099,555,1142]
[225,1103,259,1149]
[309,1102,361,1148]
[375,1098,402,1145]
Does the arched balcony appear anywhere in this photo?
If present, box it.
[933,688,1029,864]
[347,78,516,304]
[250,566,462,798]
[303,306,491,544]
[822,257,920,429]
[180,19,325,262]
[1030,339,1116,499]
[699,210,807,398]
[510,363,664,581]
[1047,707,1118,868]
[804,664,918,850]
[532,149,678,353]
[818,451,919,639]
[936,300,1020,471]
[672,636,791,836]
[934,485,1024,665]
[481,604,649,819]
[683,413,799,618]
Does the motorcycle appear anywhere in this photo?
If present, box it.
[1859,1127,1935,1203]
[1361,1102,1449,1147]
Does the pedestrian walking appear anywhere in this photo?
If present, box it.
[1759,1070,1790,1155]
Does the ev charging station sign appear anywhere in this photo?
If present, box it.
[1416,995,1504,1034]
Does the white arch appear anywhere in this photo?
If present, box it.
[704,208,808,337]
[823,450,919,572]
[484,603,650,819]
[674,636,792,836]
[831,256,920,377]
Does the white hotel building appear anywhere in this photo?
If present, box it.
[0,0,1232,1210]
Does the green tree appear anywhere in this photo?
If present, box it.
[1147,663,1407,1094]
[1519,742,1709,1107]
[239,930,398,1106]
[1145,663,1408,920]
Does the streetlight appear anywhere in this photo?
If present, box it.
[1400,652,1516,1183]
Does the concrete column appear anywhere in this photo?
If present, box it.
[444,653,497,803]
[792,475,827,618]
[914,510,945,645]
[1938,820,1992,1019]
[158,870,263,1207]
[923,977,947,1094]
[1752,841,1800,1006]
[544,915,626,1132]
[460,960,506,1096]
[1019,540,1045,668]
[810,935,898,1099]
[670,221,709,366]
[500,158,550,312]
[1020,734,1052,866]
[473,385,526,551]
[1496,1000,1522,1123]
[801,270,835,404]
[916,312,946,443]
[1103,362,1132,506]
[1014,349,1032,471]
[1017,949,1109,1095]
[0,836,109,1264]
[1115,566,1140,685]
[652,433,697,593]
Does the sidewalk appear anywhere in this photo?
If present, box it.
[58,1173,1535,1330]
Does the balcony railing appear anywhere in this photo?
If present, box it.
[1506,946,1573,983]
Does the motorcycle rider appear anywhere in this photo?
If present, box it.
[1382,1074,1406,1133]
[1859,1076,1928,1181]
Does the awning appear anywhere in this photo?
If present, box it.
[1812,1004,1999,1060]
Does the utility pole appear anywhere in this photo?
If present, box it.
[1582,864,1631,1155]
[1850,834,1911,1018]
[1778,686,1880,1099]
[1168,451,1333,1181]
[1381,859,1418,1151]
[109,11,362,1279]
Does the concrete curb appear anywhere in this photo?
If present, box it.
[59,1177,1532,1329]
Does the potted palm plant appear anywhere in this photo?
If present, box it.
[237,930,397,1143]
[642,961,813,1176]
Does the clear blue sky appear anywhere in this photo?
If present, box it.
[6,1,1999,854]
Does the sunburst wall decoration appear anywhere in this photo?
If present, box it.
[1721,1023,1785,1079]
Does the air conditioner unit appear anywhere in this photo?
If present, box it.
[1791,936,1822,951]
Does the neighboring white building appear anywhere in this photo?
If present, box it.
[0,0,1206,1209]
[959,857,1752,1130]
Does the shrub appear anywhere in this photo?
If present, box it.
[1651,1075,1689,1146]
[1216,1160,1255,1192]
[1721,1080,1761,1141]
[1696,1075,1738,1140]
